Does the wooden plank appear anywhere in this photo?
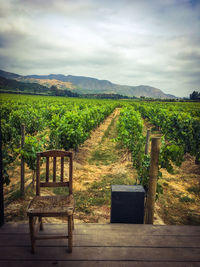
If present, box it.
[46,157,49,182]
[36,155,40,196]
[0,223,199,265]
[0,233,200,248]
[20,124,25,197]
[145,129,151,155]
[36,235,68,240]
[0,261,199,267]
[40,182,69,187]
[53,157,56,182]
[72,224,200,236]
[39,150,72,157]
[61,157,64,182]
[145,137,161,224]
[1,224,200,236]
[72,224,200,237]
[69,154,73,194]
[0,247,199,261]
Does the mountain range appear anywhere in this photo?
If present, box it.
[0,69,176,99]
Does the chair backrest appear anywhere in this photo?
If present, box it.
[36,150,73,196]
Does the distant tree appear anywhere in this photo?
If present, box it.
[50,85,59,96]
[190,91,200,101]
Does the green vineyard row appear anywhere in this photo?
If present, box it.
[1,94,200,188]
[131,102,200,163]
[1,94,118,184]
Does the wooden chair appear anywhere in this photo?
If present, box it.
[27,150,75,253]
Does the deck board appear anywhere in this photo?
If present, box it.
[1,233,200,247]
[0,223,199,266]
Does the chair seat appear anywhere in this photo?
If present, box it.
[27,195,75,217]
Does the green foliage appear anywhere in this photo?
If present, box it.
[179,196,195,203]
[2,149,16,185]
[117,106,145,169]
[117,105,188,199]
[117,106,160,196]
[190,91,200,101]
[50,85,79,97]
[1,118,19,185]
[187,186,200,195]
[159,142,184,174]
[137,154,150,190]
[16,135,47,171]
[49,104,115,150]
[133,101,200,162]
[1,94,118,185]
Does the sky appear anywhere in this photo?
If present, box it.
[0,0,200,97]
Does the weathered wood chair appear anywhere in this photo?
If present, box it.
[27,150,75,253]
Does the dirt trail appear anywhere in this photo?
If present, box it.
[72,108,138,223]
[74,109,134,187]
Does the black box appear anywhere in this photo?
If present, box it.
[111,185,145,223]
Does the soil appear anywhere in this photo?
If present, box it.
[4,108,200,225]
[157,153,200,225]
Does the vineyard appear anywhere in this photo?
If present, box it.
[1,93,200,225]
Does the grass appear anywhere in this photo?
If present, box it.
[73,173,135,214]
[7,188,22,203]
[179,196,195,203]
[53,187,69,195]
[77,112,136,215]
[187,185,200,195]
[88,115,120,166]
[88,149,118,165]
[101,116,117,142]
[158,183,199,225]
[5,185,35,222]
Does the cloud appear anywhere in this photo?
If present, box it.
[0,0,200,97]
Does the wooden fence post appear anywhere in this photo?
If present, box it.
[145,129,151,155]
[0,120,4,227]
[20,124,25,197]
[144,137,161,224]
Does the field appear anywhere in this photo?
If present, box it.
[1,93,200,225]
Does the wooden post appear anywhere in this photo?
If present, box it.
[0,120,4,227]
[20,124,25,197]
[145,137,161,224]
[36,154,40,196]
[145,129,151,155]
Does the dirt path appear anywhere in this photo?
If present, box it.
[72,108,138,223]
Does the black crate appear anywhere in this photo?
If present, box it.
[111,185,145,224]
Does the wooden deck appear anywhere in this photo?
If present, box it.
[0,223,200,266]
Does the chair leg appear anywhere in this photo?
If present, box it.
[68,215,73,253]
[29,216,35,253]
[39,216,43,231]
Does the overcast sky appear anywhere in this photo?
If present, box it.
[0,0,200,97]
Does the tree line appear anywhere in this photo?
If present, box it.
[190,91,200,101]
